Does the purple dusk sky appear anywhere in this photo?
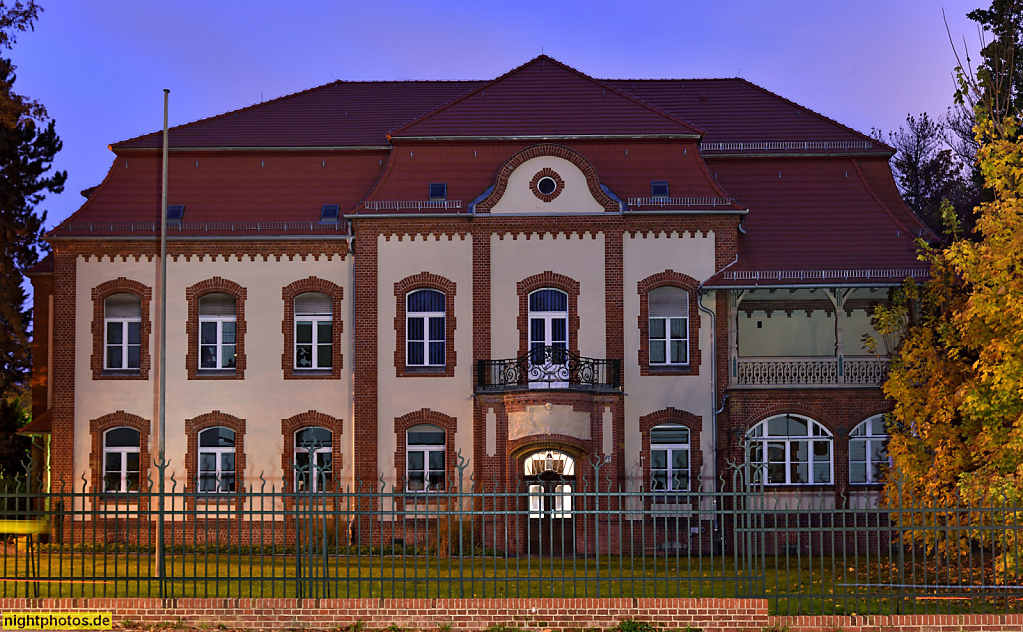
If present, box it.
[12,1,983,229]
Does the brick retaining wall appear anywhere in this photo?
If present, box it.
[0,598,1020,631]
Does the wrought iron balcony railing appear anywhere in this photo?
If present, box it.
[477,346,622,392]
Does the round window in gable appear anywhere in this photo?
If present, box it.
[529,168,565,202]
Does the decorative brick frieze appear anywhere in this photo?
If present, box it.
[90,278,153,381]
[51,239,349,263]
[393,408,458,491]
[637,270,703,377]
[183,411,247,509]
[281,277,344,380]
[280,410,344,490]
[184,277,247,380]
[393,272,457,378]
[516,271,581,358]
[88,411,151,504]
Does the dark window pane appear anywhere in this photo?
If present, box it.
[650,340,666,364]
[126,452,139,471]
[791,463,809,484]
[551,318,566,343]
[428,341,444,365]
[297,427,332,447]
[200,427,234,447]
[813,462,830,484]
[105,453,122,472]
[670,317,687,339]
[651,426,688,444]
[871,441,887,461]
[767,416,788,436]
[529,289,567,312]
[850,463,867,484]
[849,440,866,461]
[427,471,445,490]
[296,345,312,368]
[530,318,545,344]
[317,321,332,342]
[200,321,217,345]
[296,322,313,344]
[200,345,216,368]
[767,443,785,462]
[127,345,141,368]
[317,344,332,368]
[649,319,666,340]
[408,431,444,445]
[222,321,235,344]
[428,450,444,470]
[787,416,809,436]
[408,289,444,313]
[672,449,688,469]
[127,473,139,492]
[768,463,786,484]
[107,322,123,344]
[104,473,121,493]
[199,453,216,472]
[105,428,139,447]
[408,317,424,342]
[651,471,667,491]
[128,321,141,345]
[221,453,234,473]
[791,441,808,462]
[407,451,424,471]
[107,346,122,369]
[670,340,687,364]
[428,317,444,341]
[222,345,236,368]
[220,474,235,492]
[408,341,424,365]
[408,472,425,490]
[199,474,218,492]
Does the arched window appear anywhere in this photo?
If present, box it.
[103,427,140,493]
[747,414,832,485]
[648,287,689,366]
[650,424,690,491]
[294,427,332,492]
[406,423,445,491]
[104,293,141,370]
[406,289,445,367]
[198,426,236,493]
[294,292,332,370]
[199,293,236,370]
[849,414,888,485]
[523,450,576,476]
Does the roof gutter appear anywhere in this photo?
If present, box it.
[390,133,702,142]
[702,280,917,290]
[112,145,392,153]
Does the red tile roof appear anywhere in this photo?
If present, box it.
[391,56,703,139]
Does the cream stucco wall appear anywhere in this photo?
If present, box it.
[622,231,717,492]
[74,252,354,496]
[376,233,474,488]
[489,156,606,215]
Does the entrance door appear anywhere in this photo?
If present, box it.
[528,289,568,388]
[524,450,575,555]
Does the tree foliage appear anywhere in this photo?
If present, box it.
[0,0,64,401]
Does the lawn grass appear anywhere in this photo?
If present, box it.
[0,550,1018,616]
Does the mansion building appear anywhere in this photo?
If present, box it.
[27,56,928,520]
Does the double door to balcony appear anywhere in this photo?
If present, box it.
[529,289,568,388]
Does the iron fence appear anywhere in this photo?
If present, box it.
[0,457,1021,615]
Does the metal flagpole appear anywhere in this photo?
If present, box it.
[157,88,169,593]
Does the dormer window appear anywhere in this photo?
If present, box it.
[319,204,340,224]
[428,183,447,200]
[651,181,669,198]
[166,205,185,223]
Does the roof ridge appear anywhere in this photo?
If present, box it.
[389,55,704,138]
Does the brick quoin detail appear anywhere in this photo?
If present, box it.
[529,167,565,203]
[639,407,704,493]
[90,277,153,381]
[393,409,457,491]
[281,277,344,380]
[183,411,247,508]
[88,411,151,503]
[637,270,702,377]
[475,144,620,213]
[1,597,1021,632]
[394,272,457,378]
[517,271,581,358]
[185,277,247,380]
[280,410,343,490]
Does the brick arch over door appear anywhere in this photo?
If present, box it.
[91,277,153,380]
[474,143,620,213]
[639,407,704,493]
[184,411,247,498]
[393,272,457,378]
[280,410,344,487]
[517,271,581,358]
[281,277,344,380]
[636,270,702,377]
[185,277,247,380]
[393,408,457,489]
[89,410,151,498]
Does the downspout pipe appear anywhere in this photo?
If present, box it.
[696,290,720,490]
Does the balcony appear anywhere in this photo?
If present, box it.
[477,346,622,393]
[733,355,890,388]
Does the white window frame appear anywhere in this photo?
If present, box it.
[198,294,236,370]
[747,414,833,486]
[648,286,689,366]
[102,427,140,494]
[294,427,333,493]
[649,424,690,492]
[294,293,332,370]
[406,424,445,492]
[197,427,236,494]
[849,414,888,485]
[406,289,445,367]
[104,294,142,371]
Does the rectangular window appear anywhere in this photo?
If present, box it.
[295,292,332,370]
[104,294,142,370]
[406,289,445,367]
[649,287,689,365]
[199,294,236,370]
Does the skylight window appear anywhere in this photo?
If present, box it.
[166,205,185,223]
[428,183,447,200]
[319,204,340,224]
[651,181,669,198]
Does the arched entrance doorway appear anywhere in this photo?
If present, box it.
[523,449,575,555]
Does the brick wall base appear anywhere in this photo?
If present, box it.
[0,598,1021,631]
